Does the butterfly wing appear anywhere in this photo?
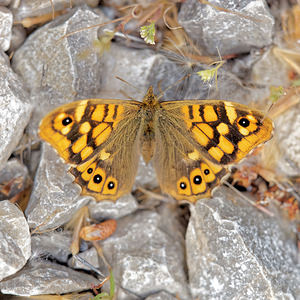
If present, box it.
[153,100,273,202]
[39,99,142,201]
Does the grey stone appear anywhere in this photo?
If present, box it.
[0,51,32,171]
[28,149,41,175]
[88,194,139,221]
[0,159,28,181]
[0,6,12,51]
[9,24,26,53]
[145,291,178,300]
[0,159,28,200]
[274,102,300,177]
[99,43,158,100]
[251,48,291,87]
[229,50,261,79]
[178,0,274,56]
[11,0,99,20]
[0,0,11,6]
[12,6,111,137]
[186,187,300,299]
[0,260,99,296]
[0,200,31,281]
[11,6,160,106]
[134,157,158,191]
[26,143,91,230]
[12,5,108,98]
[101,206,191,299]
[69,246,99,270]
[110,287,141,300]
[31,231,72,263]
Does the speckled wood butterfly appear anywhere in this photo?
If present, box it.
[39,87,273,203]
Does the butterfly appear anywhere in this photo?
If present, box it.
[39,87,273,203]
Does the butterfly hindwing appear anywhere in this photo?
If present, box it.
[39,99,142,201]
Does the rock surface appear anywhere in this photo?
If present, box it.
[187,188,300,299]
[101,206,191,299]
[0,52,32,171]
[178,0,274,56]
[0,260,99,296]
[0,201,31,281]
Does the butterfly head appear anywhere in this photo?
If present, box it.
[142,86,159,106]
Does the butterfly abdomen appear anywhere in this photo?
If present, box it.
[139,112,155,163]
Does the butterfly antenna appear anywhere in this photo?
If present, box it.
[157,73,192,101]
[157,80,164,95]
[115,76,141,91]
[115,76,143,100]
[262,102,274,122]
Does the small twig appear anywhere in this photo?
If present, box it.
[49,0,55,20]
[92,241,111,270]
[223,180,275,217]
[31,209,63,234]
[73,254,106,278]
[199,0,262,23]
[163,5,182,30]
[56,16,127,42]
[136,186,170,202]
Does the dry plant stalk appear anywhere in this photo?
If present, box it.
[273,47,300,76]
[14,10,66,28]
[31,209,63,235]
[162,4,215,66]
[268,86,300,119]
[65,206,89,255]
[282,4,300,46]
